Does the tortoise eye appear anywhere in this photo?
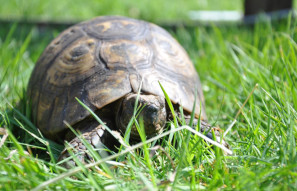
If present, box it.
[146,105,158,113]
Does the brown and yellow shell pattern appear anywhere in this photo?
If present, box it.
[27,16,206,139]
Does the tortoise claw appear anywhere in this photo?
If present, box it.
[58,124,111,168]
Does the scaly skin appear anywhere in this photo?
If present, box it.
[58,124,116,168]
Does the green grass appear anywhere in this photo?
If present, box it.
[1,15,297,190]
[0,0,243,22]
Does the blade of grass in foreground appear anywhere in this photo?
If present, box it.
[158,82,177,127]
[32,124,232,191]
[135,117,156,187]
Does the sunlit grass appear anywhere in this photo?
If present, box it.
[0,0,243,22]
[1,16,297,190]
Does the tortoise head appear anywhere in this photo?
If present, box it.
[116,93,167,140]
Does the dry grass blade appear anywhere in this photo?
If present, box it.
[4,150,30,160]
[181,125,232,155]
[0,127,6,135]
[0,128,8,148]
[224,83,258,137]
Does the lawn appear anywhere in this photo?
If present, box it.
[0,0,243,22]
[1,1,297,190]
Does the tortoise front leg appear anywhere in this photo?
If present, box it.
[58,123,117,168]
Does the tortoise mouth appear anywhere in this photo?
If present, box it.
[116,93,166,139]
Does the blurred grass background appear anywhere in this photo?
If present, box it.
[0,0,243,22]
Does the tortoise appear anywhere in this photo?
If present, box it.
[27,16,223,163]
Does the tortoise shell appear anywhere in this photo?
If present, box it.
[27,16,206,140]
